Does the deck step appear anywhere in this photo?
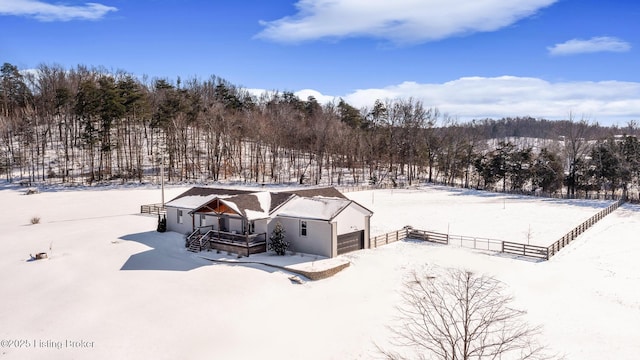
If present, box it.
[187,235,206,252]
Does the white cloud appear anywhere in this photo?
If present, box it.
[548,37,631,56]
[252,76,640,126]
[245,88,337,105]
[256,0,557,44]
[0,0,117,21]
[293,88,337,104]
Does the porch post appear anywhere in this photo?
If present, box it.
[246,233,250,257]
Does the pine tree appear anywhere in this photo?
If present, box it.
[157,214,167,233]
[268,221,289,255]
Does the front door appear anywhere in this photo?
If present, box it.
[218,217,226,232]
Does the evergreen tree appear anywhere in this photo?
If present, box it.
[268,221,289,255]
[338,98,363,129]
[157,214,166,232]
[531,148,564,193]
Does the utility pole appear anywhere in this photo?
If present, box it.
[160,154,165,206]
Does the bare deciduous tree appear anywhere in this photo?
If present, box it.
[381,268,557,360]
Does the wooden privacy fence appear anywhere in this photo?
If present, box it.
[547,199,624,258]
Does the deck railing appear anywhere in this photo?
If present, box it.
[201,229,267,257]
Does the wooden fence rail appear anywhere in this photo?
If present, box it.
[407,229,448,245]
[140,203,166,216]
[502,241,549,260]
[547,199,623,258]
[371,229,408,248]
[338,184,412,193]
[371,199,621,261]
[372,227,539,259]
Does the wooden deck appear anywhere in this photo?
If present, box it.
[187,228,267,257]
[209,239,267,257]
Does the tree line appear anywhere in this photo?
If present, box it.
[1,62,639,199]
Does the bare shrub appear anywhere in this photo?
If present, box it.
[381,268,557,360]
[30,216,41,225]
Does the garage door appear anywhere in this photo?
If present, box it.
[337,230,364,255]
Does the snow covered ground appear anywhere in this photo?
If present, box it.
[0,184,638,360]
[347,186,613,246]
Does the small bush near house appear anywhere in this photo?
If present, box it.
[30,216,41,225]
[268,221,289,255]
[156,214,166,232]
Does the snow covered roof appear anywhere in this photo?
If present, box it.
[275,196,353,221]
[217,192,272,220]
[165,186,365,221]
[165,194,218,209]
[283,187,347,200]
[165,187,254,210]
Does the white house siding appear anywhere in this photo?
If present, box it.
[270,217,332,258]
[165,207,194,235]
[334,203,371,249]
[335,204,365,234]
[199,214,220,230]
[253,219,268,235]
[228,217,244,233]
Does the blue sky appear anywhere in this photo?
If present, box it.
[1,0,639,126]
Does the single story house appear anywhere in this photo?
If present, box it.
[164,186,373,258]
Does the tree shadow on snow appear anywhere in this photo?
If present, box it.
[613,203,640,217]
[118,231,209,271]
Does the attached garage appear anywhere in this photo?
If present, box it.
[337,230,364,255]
[273,195,373,258]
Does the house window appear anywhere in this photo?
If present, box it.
[300,220,307,237]
[177,209,184,224]
[200,214,206,227]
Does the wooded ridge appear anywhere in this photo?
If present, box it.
[1,63,639,199]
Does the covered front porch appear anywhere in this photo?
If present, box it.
[186,196,270,257]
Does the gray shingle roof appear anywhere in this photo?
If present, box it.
[170,187,253,201]
[167,186,350,218]
[281,187,347,199]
